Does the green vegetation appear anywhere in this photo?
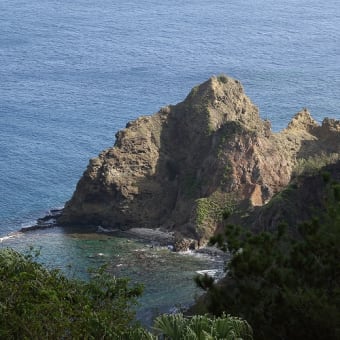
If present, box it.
[3,170,339,339]
[293,152,340,177]
[197,177,340,340]
[196,198,221,226]
[0,248,144,339]
[153,313,253,340]
[0,248,252,339]
[195,192,236,240]
[220,162,233,185]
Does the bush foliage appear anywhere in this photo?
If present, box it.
[0,248,143,339]
[199,178,340,340]
[0,248,252,339]
[153,313,253,340]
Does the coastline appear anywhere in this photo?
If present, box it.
[3,209,227,259]
[117,227,175,247]
[0,213,227,329]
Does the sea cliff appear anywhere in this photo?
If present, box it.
[58,75,340,246]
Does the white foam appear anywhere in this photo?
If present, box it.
[178,249,194,255]
[0,231,22,243]
[20,220,37,228]
[195,269,219,277]
[97,225,110,233]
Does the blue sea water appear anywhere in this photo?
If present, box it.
[0,0,339,324]
[1,0,339,235]
[1,227,225,325]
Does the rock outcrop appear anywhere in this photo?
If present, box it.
[239,160,340,235]
[58,75,340,245]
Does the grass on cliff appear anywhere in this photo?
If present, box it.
[292,152,340,177]
[195,191,236,240]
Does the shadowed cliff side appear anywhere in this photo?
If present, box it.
[58,75,340,245]
[233,160,340,235]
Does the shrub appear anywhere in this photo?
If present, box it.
[0,248,144,339]
[153,313,253,340]
[203,180,340,340]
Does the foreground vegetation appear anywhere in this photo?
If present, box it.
[0,248,144,338]
[0,248,252,339]
[1,171,338,339]
[196,175,340,340]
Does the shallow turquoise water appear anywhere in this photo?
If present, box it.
[0,227,225,325]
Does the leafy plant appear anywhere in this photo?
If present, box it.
[195,192,236,241]
[153,313,253,340]
[0,248,144,339]
[203,178,340,340]
[292,152,340,177]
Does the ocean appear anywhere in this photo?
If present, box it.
[0,0,339,324]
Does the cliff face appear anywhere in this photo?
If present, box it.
[59,75,340,243]
[239,160,340,235]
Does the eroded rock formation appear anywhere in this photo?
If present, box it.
[58,75,340,245]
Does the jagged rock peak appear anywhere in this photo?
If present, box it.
[58,75,340,248]
[182,75,264,132]
[286,108,318,132]
[321,117,340,132]
[184,75,244,103]
[315,117,340,145]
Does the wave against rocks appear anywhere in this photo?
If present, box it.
[58,75,340,247]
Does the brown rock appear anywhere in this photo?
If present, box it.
[174,237,198,252]
[58,75,340,243]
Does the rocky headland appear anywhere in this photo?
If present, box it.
[58,75,340,249]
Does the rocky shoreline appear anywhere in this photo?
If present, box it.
[57,75,340,244]
[19,209,63,233]
[15,75,340,253]
[15,208,225,253]
[117,227,175,246]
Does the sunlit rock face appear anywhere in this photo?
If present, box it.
[59,75,340,245]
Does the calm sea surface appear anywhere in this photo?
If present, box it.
[0,0,339,323]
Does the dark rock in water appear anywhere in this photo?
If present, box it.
[37,209,62,222]
[20,223,55,233]
[174,238,198,252]
[20,209,63,233]
[57,75,340,243]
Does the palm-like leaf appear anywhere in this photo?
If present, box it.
[153,313,253,340]
[214,314,253,339]
[153,313,187,339]
[188,314,213,339]
[121,327,156,340]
